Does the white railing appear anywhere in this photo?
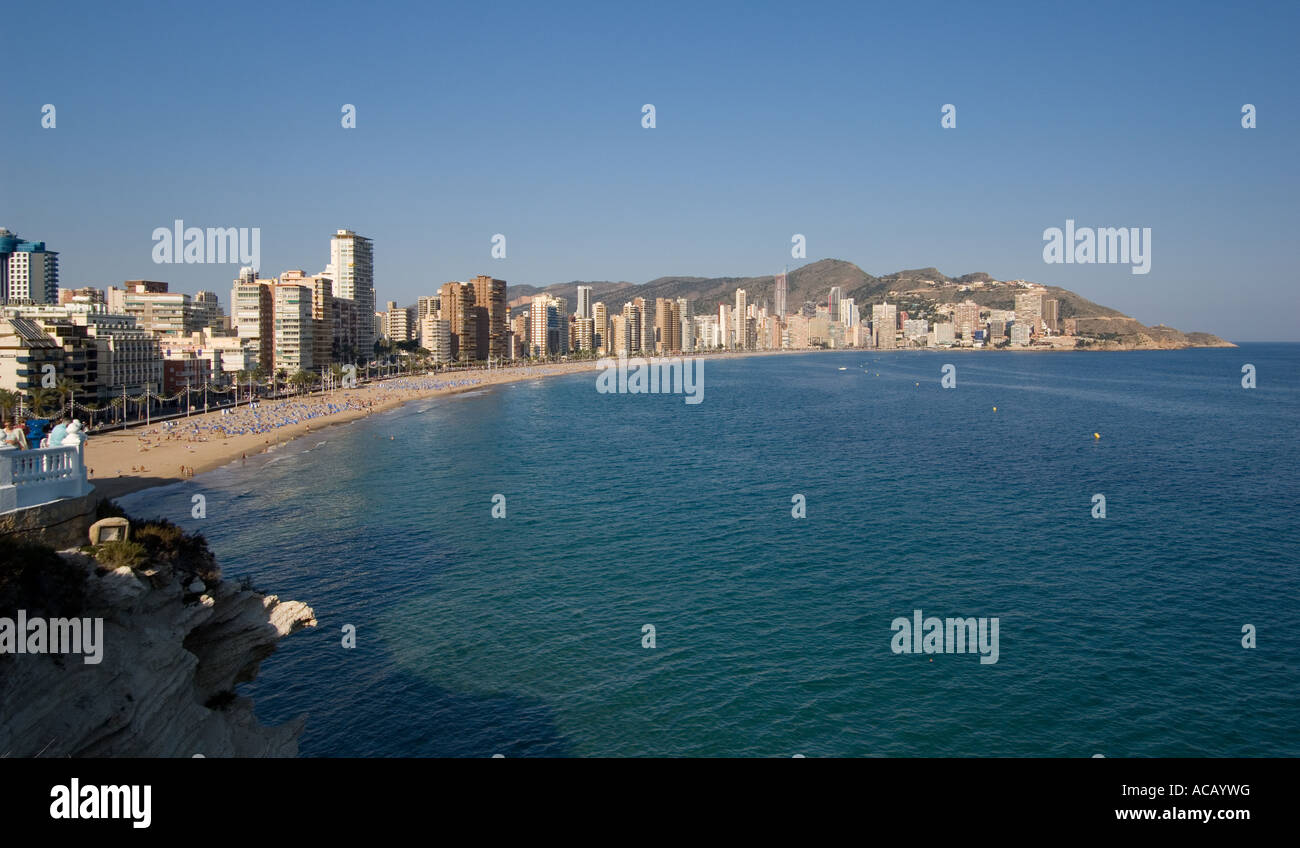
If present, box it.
[0,444,92,513]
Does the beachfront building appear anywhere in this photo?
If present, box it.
[620,302,642,355]
[232,268,274,370]
[576,285,592,320]
[109,281,204,338]
[592,302,608,354]
[469,274,507,361]
[273,281,315,374]
[654,297,681,353]
[774,271,787,318]
[609,313,628,356]
[574,317,595,353]
[679,298,695,352]
[509,312,529,359]
[378,300,413,343]
[325,229,375,352]
[0,317,63,396]
[1010,323,1032,346]
[0,229,59,305]
[418,316,451,363]
[529,294,567,358]
[439,281,477,363]
[734,289,748,349]
[872,302,897,349]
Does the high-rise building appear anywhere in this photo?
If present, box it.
[509,311,529,359]
[734,289,748,349]
[654,297,681,353]
[378,299,413,343]
[273,281,315,374]
[439,281,477,362]
[1014,292,1044,336]
[576,285,592,320]
[281,270,335,368]
[774,271,787,317]
[0,229,59,304]
[827,287,842,322]
[592,302,608,353]
[677,297,693,352]
[470,274,507,360]
[619,301,643,353]
[839,297,858,327]
[955,300,980,341]
[416,295,440,323]
[575,317,595,352]
[111,281,202,337]
[1042,298,1060,334]
[872,301,897,349]
[419,316,451,363]
[609,313,628,356]
[231,268,274,370]
[325,229,374,351]
[530,294,567,357]
[634,297,652,355]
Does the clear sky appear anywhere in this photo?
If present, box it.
[1,0,1296,340]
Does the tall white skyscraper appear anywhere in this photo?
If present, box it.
[576,285,592,319]
[774,270,787,317]
[839,297,858,327]
[325,229,374,351]
[734,288,747,348]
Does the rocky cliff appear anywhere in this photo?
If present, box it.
[0,529,316,757]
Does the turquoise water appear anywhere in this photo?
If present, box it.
[119,344,1300,757]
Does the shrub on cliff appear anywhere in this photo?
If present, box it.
[134,519,220,584]
[0,537,87,619]
[92,539,149,571]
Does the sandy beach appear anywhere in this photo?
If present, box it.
[78,348,836,500]
[83,361,604,499]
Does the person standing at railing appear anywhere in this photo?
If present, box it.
[2,418,28,450]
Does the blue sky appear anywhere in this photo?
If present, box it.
[1,0,1296,340]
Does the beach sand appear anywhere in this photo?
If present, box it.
[83,349,814,500]
[84,361,601,498]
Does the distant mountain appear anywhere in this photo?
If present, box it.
[503,259,1232,348]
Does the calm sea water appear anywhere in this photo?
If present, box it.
[120,344,1300,757]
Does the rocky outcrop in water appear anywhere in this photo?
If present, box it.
[0,542,316,757]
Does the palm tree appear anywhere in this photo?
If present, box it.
[26,387,58,417]
[54,377,81,416]
[0,388,16,421]
[289,370,315,395]
[272,368,288,396]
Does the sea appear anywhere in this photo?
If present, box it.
[118,344,1300,757]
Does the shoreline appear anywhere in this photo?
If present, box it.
[87,343,1236,502]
